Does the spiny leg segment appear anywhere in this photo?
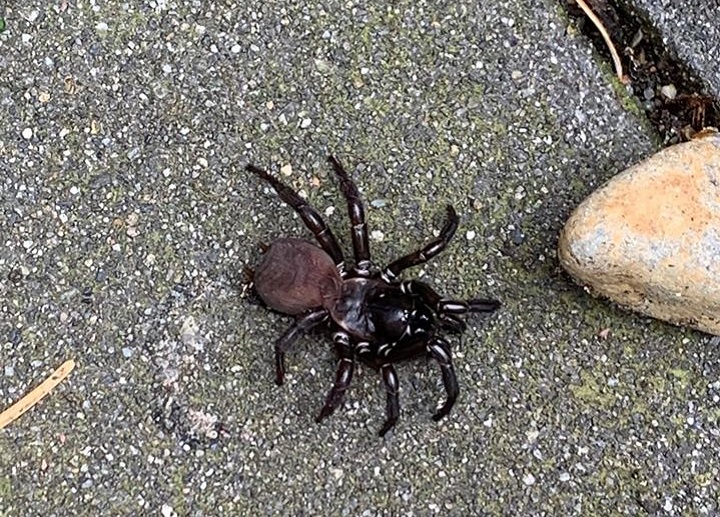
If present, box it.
[381,205,459,282]
[316,331,355,422]
[247,164,345,270]
[328,155,372,276]
[273,309,328,385]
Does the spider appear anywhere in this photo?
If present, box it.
[246,156,500,436]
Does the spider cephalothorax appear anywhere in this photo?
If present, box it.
[247,156,499,436]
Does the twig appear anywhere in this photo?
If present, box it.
[575,0,629,84]
[0,359,76,429]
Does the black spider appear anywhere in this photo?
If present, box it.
[246,156,499,436]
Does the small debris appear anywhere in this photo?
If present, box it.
[22,128,33,140]
[574,0,628,83]
[661,84,677,100]
[280,164,292,176]
[300,118,312,129]
[0,360,76,429]
[314,58,333,73]
[161,504,178,517]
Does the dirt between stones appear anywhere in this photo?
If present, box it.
[564,0,719,144]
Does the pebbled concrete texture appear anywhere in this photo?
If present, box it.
[0,0,717,515]
[621,0,720,98]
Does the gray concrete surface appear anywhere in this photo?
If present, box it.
[1,0,718,515]
[624,0,720,99]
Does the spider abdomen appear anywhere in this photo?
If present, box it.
[254,237,342,315]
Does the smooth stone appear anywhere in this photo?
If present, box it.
[558,131,720,335]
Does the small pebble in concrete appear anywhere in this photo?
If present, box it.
[661,84,677,100]
[558,131,720,335]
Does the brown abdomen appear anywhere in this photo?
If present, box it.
[254,238,342,315]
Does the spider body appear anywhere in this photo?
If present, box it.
[247,156,499,436]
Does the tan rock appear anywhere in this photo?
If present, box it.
[558,131,720,335]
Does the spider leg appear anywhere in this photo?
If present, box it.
[427,336,458,421]
[316,331,355,422]
[274,309,328,385]
[328,155,371,276]
[246,164,345,271]
[401,280,500,331]
[379,363,400,437]
[381,205,459,282]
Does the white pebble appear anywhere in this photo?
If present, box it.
[280,164,292,176]
[523,473,536,486]
[300,118,312,129]
[231,44,241,53]
[69,185,80,195]
[370,230,384,241]
[161,504,177,517]
[466,230,476,240]
[22,128,33,139]
[661,84,677,100]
